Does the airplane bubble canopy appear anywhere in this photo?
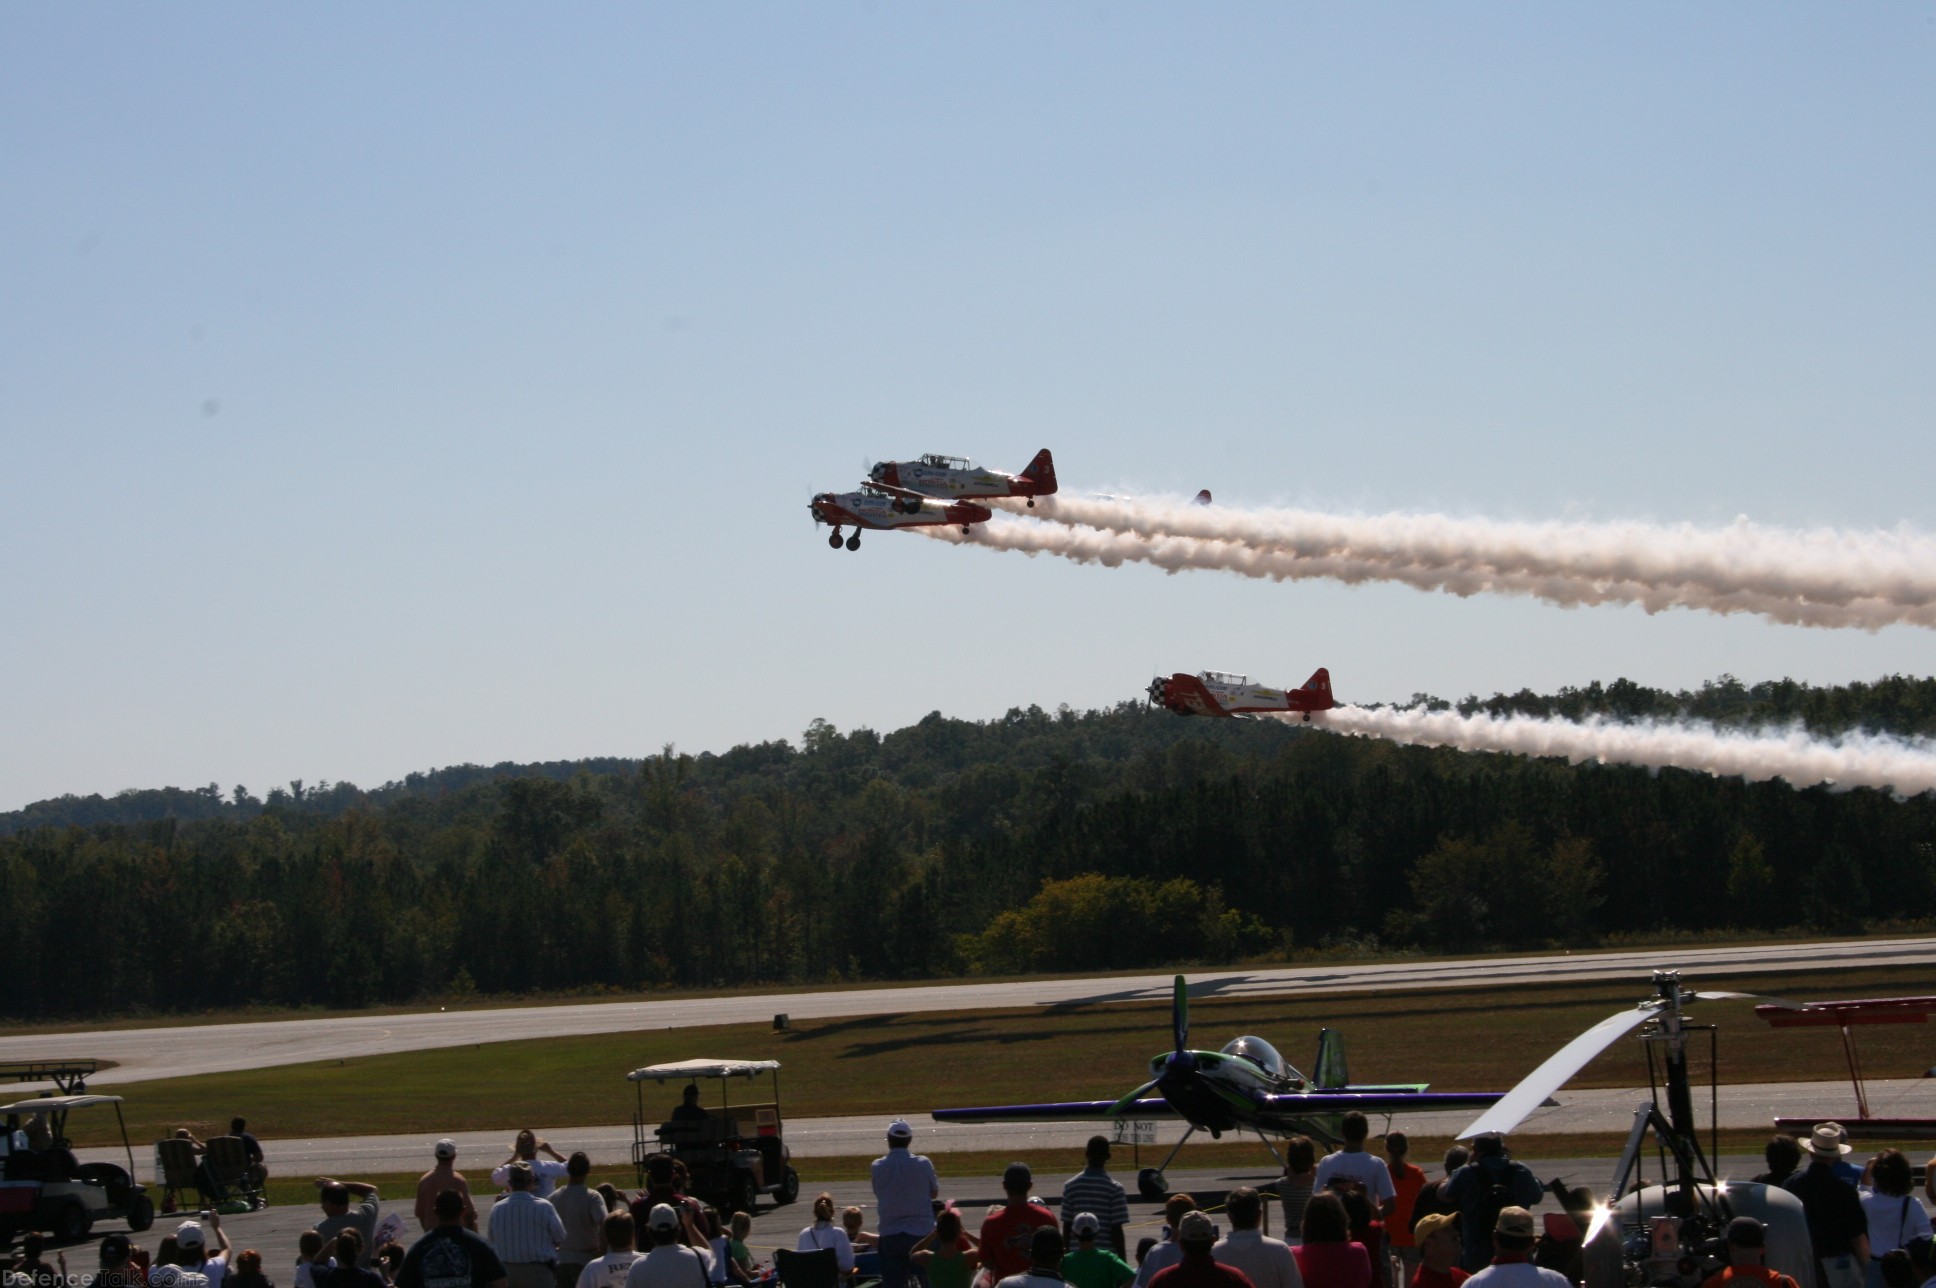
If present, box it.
[1221,1036,1285,1078]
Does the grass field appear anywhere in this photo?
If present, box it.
[63,965,1936,1147]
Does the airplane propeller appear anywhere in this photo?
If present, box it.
[1106,975,1192,1116]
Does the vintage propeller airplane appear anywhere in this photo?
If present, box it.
[868,449,1057,506]
[1149,667,1337,721]
[809,485,992,551]
[931,975,1511,1198]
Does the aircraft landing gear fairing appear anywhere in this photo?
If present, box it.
[845,533,861,552]
[828,530,843,550]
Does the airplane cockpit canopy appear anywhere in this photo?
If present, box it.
[1221,1036,1287,1079]
[1202,671,1249,687]
[920,453,974,470]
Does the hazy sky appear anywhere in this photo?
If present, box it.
[5,5,1933,810]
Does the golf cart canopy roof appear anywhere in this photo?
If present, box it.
[0,1095,124,1114]
[627,1060,780,1083]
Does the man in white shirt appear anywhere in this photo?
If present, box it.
[1462,1210,1570,1288]
[1212,1188,1303,1288]
[871,1120,940,1288]
[577,1212,644,1288]
[489,1164,566,1288]
[493,1131,571,1200]
[626,1206,712,1288]
[1313,1113,1396,1222]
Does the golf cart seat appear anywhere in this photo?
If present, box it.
[775,1248,840,1288]
[656,1117,741,1147]
[203,1136,263,1209]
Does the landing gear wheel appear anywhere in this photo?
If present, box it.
[777,1167,800,1204]
[829,532,843,549]
[1137,1168,1167,1201]
[53,1200,91,1242]
[845,534,860,551]
[1027,498,1035,507]
[960,525,971,535]
[733,1172,760,1214]
[125,1192,155,1233]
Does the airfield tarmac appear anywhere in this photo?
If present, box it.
[13,936,1936,1086]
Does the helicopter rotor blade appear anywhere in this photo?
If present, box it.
[1456,1003,1660,1139]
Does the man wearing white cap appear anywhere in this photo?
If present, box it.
[418,1140,478,1233]
[1782,1124,1870,1288]
[873,1119,940,1288]
[176,1214,233,1288]
[625,1205,712,1288]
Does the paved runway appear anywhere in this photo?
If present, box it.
[12,937,1936,1086]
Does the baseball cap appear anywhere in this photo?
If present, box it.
[887,1120,913,1142]
[177,1220,207,1249]
[1072,1213,1101,1238]
[434,1138,457,1159]
[1726,1217,1766,1249]
[648,1203,681,1231]
[1002,1162,1032,1191]
[1177,1211,1217,1244]
[1495,1208,1536,1239]
[99,1234,133,1265]
[1413,1213,1457,1244]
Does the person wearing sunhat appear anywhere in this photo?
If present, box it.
[1460,1209,1568,1288]
[1410,1214,1468,1288]
[1784,1124,1871,1288]
[1698,1217,1804,1288]
[872,1118,940,1288]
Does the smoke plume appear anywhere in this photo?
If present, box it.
[1295,705,1936,795]
[945,496,1936,630]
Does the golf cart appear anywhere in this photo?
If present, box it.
[628,1059,799,1214]
[0,1091,155,1245]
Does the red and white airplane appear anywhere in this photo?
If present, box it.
[1148,667,1336,721]
[809,485,992,551]
[868,449,1057,506]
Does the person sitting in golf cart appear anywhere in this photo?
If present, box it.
[671,1087,711,1127]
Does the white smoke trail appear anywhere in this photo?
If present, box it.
[921,517,1936,629]
[964,497,1936,631]
[1294,705,1936,795]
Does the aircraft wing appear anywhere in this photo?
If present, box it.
[931,1098,1177,1124]
[1256,1090,1509,1115]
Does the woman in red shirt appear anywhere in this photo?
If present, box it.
[1294,1194,1372,1288]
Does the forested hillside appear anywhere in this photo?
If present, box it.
[4,674,1934,1020]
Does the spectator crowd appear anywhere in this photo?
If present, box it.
[12,1116,1936,1288]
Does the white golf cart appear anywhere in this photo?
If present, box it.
[0,1093,155,1246]
[628,1059,800,1214]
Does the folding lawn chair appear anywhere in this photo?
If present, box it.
[774,1248,840,1288]
[203,1135,264,1210]
[154,1138,213,1212]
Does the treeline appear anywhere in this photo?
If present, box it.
[4,674,1935,1020]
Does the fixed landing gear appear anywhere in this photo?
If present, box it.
[845,533,861,551]
[828,531,843,549]
[1027,498,1035,507]
[960,525,971,534]
[1137,1167,1168,1201]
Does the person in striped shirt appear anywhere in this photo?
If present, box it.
[487,1165,564,1288]
[1063,1138,1132,1258]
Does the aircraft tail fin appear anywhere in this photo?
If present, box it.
[1301,667,1335,709]
[1020,449,1057,494]
[1314,1028,1349,1089]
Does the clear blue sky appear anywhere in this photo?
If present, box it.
[4,5,1933,810]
